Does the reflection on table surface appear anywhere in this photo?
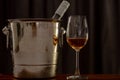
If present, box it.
[1,74,120,80]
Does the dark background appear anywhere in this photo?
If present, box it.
[0,0,120,74]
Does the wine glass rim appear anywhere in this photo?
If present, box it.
[69,15,87,17]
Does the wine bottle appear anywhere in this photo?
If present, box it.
[52,0,70,20]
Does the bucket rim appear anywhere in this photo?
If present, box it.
[8,18,60,22]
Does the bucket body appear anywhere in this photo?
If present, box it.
[6,18,60,78]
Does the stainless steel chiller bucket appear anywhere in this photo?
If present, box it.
[3,18,62,78]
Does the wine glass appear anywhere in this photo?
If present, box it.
[66,15,88,80]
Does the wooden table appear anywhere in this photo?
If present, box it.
[1,74,120,80]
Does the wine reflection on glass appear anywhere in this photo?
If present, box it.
[66,15,88,80]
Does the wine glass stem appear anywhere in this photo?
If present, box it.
[75,50,80,75]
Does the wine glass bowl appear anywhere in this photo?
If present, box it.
[66,15,88,80]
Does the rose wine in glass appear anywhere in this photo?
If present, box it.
[66,15,88,80]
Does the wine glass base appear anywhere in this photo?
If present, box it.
[67,75,88,80]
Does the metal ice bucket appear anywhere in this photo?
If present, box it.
[2,18,64,78]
